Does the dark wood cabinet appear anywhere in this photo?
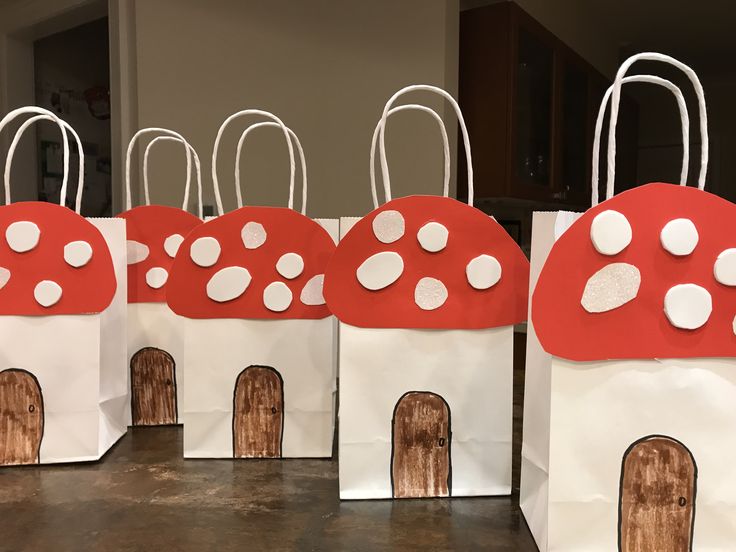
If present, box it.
[459,2,638,207]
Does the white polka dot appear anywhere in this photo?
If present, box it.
[64,241,93,268]
[263,281,293,312]
[372,210,404,244]
[356,251,404,291]
[276,253,304,279]
[126,240,150,264]
[660,219,698,256]
[300,274,325,306]
[590,210,632,256]
[466,255,502,290]
[732,315,736,336]
[164,234,185,258]
[714,249,736,286]
[145,267,169,289]
[34,280,62,307]
[664,284,712,330]
[190,237,221,267]
[206,266,252,302]
[581,263,640,313]
[417,222,448,252]
[241,222,267,249]
[6,221,40,253]
[0,267,10,290]
[414,277,448,310]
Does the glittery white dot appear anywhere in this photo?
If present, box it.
[190,237,221,267]
[164,234,185,258]
[206,266,252,302]
[581,263,640,313]
[466,255,502,290]
[372,210,404,244]
[714,249,736,286]
[145,267,169,289]
[0,267,10,290]
[6,221,40,253]
[590,210,632,256]
[64,241,93,268]
[660,219,698,256]
[263,281,293,312]
[664,284,712,330]
[276,252,304,279]
[300,274,325,306]
[241,222,267,249]
[417,222,448,252]
[126,240,150,264]
[356,251,404,290]
[732,315,736,336]
[34,280,62,307]
[414,277,448,310]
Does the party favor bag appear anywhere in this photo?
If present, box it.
[324,85,529,499]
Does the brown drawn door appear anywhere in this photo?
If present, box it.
[619,435,696,552]
[131,347,177,426]
[233,366,283,458]
[0,369,43,465]
[391,391,451,498]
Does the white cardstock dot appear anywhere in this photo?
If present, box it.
[34,280,62,307]
[64,241,93,268]
[241,222,267,249]
[372,210,405,244]
[263,281,293,312]
[0,267,10,290]
[6,221,40,253]
[190,237,221,267]
[466,255,502,290]
[300,274,325,306]
[664,283,712,330]
[590,210,632,255]
[206,266,252,302]
[581,263,641,313]
[126,240,150,264]
[356,251,404,290]
[732,315,736,336]
[414,277,448,310]
[276,252,304,279]
[660,218,698,256]
[417,222,449,253]
[164,234,185,258]
[714,248,736,286]
[145,267,169,289]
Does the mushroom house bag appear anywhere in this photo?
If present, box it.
[118,128,203,427]
[324,86,530,500]
[521,54,736,551]
[0,107,126,465]
[166,110,337,459]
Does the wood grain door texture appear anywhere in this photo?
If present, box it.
[619,435,696,552]
[0,368,43,465]
[130,347,178,426]
[391,391,451,498]
[233,365,283,458]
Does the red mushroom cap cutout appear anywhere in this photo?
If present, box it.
[117,205,201,303]
[166,206,335,319]
[533,182,736,361]
[323,195,529,329]
[0,201,115,315]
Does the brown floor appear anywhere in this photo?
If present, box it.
[0,340,537,551]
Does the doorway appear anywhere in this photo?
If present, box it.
[232,365,284,458]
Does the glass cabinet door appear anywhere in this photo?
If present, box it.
[560,61,589,201]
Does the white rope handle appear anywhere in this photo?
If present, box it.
[592,75,690,205]
[143,136,203,219]
[370,104,450,209]
[607,52,708,199]
[0,106,70,208]
[378,85,474,206]
[126,127,192,211]
[212,109,295,216]
[234,122,307,215]
[5,114,85,213]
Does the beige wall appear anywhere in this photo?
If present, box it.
[133,0,459,218]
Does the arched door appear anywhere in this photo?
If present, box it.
[619,435,696,552]
[130,347,177,426]
[233,366,283,458]
[391,391,451,498]
[0,369,43,465]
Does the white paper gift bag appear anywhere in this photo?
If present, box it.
[118,128,204,427]
[0,106,126,464]
[324,85,530,500]
[520,53,736,551]
[166,109,337,459]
